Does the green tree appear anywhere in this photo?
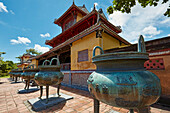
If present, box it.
[15,55,22,62]
[0,60,17,77]
[6,60,17,70]
[16,49,41,61]
[0,52,6,60]
[107,0,170,17]
[26,48,42,55]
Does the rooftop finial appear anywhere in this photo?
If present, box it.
[73,0,75,5]
[93,3,96,10]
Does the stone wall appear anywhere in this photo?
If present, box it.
[61,70,93,90]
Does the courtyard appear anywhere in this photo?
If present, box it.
[0,78,169,113]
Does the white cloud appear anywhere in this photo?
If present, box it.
[142,25,161,38]
[10,10,15,15]
[91,2,99,11]
[161,18,170,24]
[0,2,8,12]
[34,44,49,53]
[94,3,98,7]
[108,2,169,43]
[168,34,170,36]
[40,33,50,38]
[0,20,7,25]
[10,37,31,45]
[0,2,14,14]
[160,18,170,27]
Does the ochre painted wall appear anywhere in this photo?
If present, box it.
[71,32,129,70]
[149,55,170,96]
[102,32,121,50]
[76,13,84,22]
[71,32,101,70]
[30,59,38,67]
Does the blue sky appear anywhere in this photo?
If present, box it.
[0,0,170,63]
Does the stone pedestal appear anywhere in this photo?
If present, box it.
[28,93,73,111]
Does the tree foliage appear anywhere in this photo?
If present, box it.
[107,0,170,17]
[16,49,42,61]
[0,60,17,77]
[15,55,22,61]
[26,48,42,55]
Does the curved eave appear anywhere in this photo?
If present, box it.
[47,11,125,47]
[101,24,130,45]
[54,4,88,26]
[37,23,130,59]
[46,10,98,47]
[99,14,122,33]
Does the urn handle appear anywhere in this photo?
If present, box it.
[42,60,50,65]
[50,58,60,66]
[138,35,146,53]
[93,46,104,57]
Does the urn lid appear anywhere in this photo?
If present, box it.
[11,68,23,72]
[92,35,149,71]
[93,35,148,62]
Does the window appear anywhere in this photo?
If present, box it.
[63,17,76,31]
[78,49,88,62]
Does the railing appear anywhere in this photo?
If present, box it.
[61,63,71,70]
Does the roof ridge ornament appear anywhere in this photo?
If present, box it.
[73,0,75,5]
[93,3,96,11]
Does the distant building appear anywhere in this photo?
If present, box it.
[17,53,38,69]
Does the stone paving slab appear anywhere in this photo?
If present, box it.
[109,110,120,113]
[28,93,73,111]
[0,78,170,113]
[18,88,39,94]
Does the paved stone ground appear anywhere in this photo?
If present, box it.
[0,78,170,113]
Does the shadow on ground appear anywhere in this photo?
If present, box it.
[58,85,92,99]
[0,82,5,84]
[151,103,170,111]
[31,98,67,112]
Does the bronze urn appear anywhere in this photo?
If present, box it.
[12,68,23,82]
[21,65,39,90]
[34,58,64,103]
[9,71,14,81]
[87,36,161,113]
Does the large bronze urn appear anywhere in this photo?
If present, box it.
[12,68,23,82]
[9,71,14,81]
[87,36,161,113]
[21,65,39,90]
[34,58,64,103]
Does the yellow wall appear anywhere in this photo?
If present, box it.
[18,56,38,69]
[76,13,84,22]
[71,32,101,70]
[71,32,129,70]
[102,32,121,50]
[30,59,38,67]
